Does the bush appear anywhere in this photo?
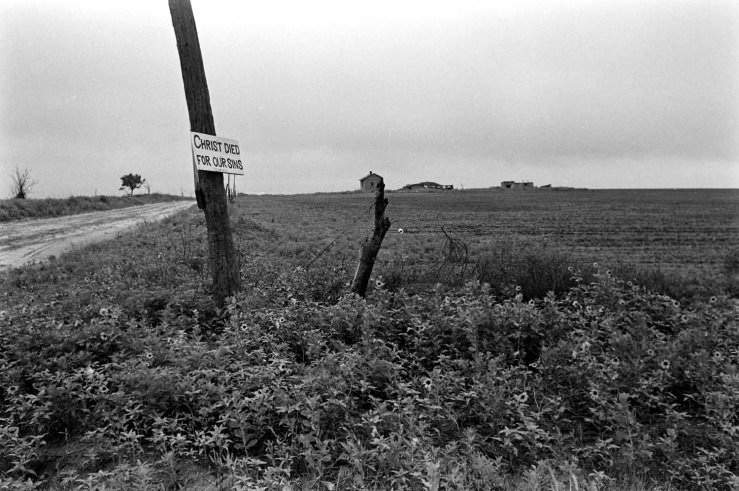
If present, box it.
[475,240,586,299]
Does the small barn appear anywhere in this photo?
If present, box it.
[500,181,534,190]
[359,171,383,192]
[402,181,454,191]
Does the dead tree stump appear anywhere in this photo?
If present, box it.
[351,179,391,297]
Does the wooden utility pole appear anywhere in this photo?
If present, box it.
[169,0,240,306]
[351,179,391,297]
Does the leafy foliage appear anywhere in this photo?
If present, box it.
[1,192,737,489]
[119,174,146,196]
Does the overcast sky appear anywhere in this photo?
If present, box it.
[2,0,737,197]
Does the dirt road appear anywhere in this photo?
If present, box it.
[0,201,195,271]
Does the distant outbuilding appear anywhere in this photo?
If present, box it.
[360,171,384,192]
[501,181,534,190]
[402,181,454,191]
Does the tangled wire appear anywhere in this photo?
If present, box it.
[440,226,469,264]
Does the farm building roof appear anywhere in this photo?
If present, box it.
[360,171,382,182]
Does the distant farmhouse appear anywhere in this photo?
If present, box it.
[402,181,454,191]
[500,181,534,190]
[359,171,383,192]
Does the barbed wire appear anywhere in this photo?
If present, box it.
[302,196,378,269]
[301,196,477,273]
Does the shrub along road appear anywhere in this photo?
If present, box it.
[0,200,194,271]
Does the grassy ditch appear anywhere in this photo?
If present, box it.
[0,194,190,222]
[1,191,737,490]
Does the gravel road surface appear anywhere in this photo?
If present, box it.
[0,201,195,271]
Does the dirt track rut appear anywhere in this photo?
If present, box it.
[0,201,195,271]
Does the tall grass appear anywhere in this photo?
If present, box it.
[474,239,588,300]
[470,239,734,302]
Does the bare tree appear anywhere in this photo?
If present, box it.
[10,167,36,199]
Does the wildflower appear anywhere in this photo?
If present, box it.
[611,356,621,367]
[606,270,612,277]
[528,299,535,306]
[99,385,109,394]
[84,366,95,377]
[712,351,723,361]
[145,352,154,360]
[567,266,575,273]
[672,300,680,308]
[589,470,609,483]
[660,360,670,370]
[589,388,599,399]
[618,299,626,306]
[646,349,655,357]
[240,323,249,332]
[514,293,523,302]
[680,315,688,323]
[581,341,591,351]
[572,301,580,308]
[626,281,633,287]
[572,350,579,359]
[7,385,18,395]
[593,262,599,269]
[375,279,385,289]
[710,296,718,304]
[515,392,529,404]
[99,307,109,317]
[99,333,108,341]
[397,228,404,234]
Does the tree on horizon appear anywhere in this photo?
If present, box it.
[10,166,36,199]
[120,174,145,196]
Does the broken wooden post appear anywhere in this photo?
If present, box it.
[351,179,391,296]
[169,0,240,306]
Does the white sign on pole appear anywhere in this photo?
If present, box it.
[190,131,245,175]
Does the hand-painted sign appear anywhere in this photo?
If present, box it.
[191,131,244,175]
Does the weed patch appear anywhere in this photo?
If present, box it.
[1,191,737,489]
